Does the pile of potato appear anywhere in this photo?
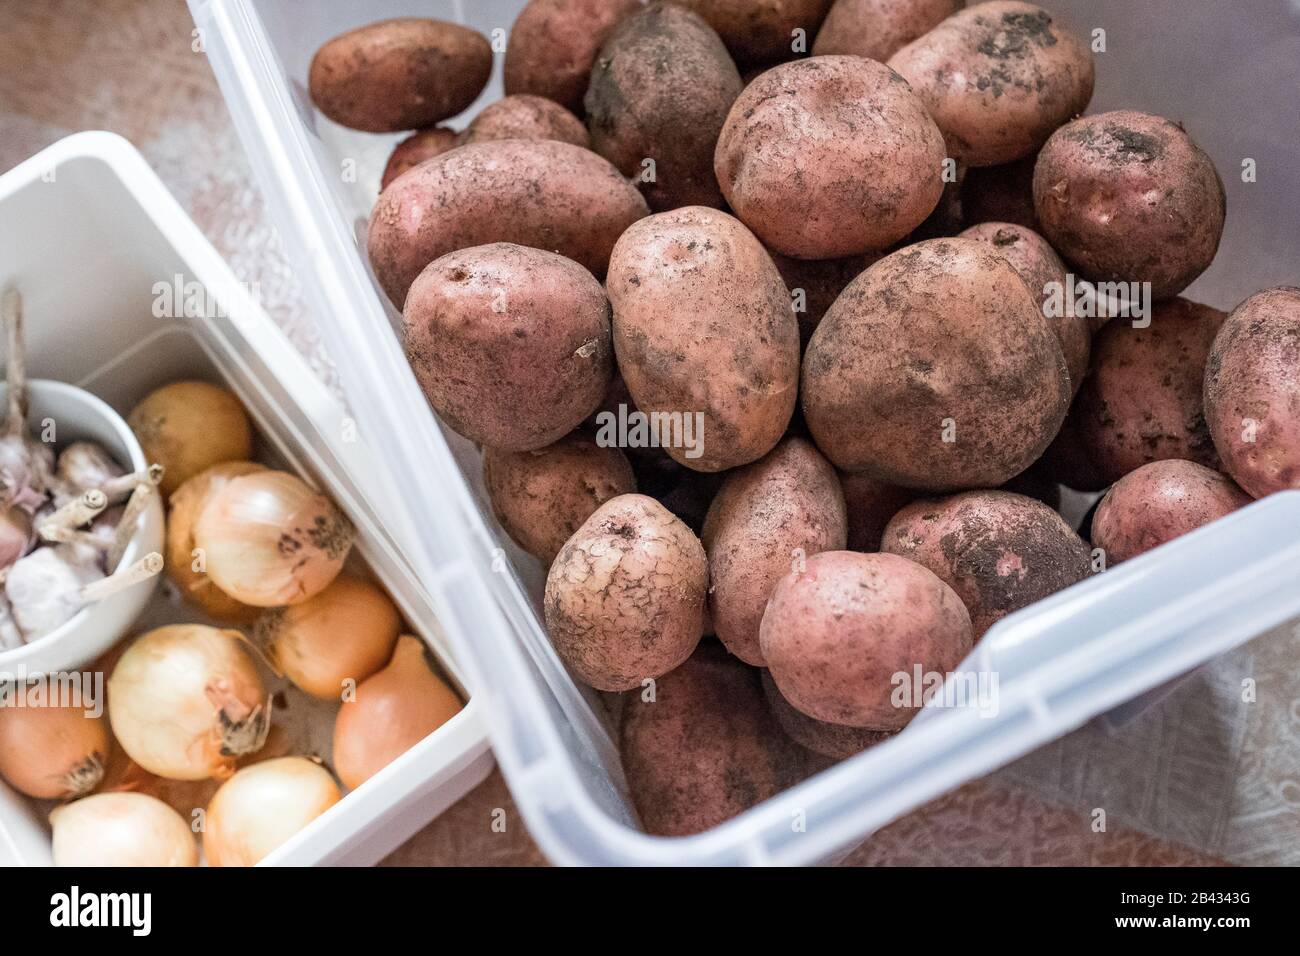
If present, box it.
[310,0,1299,837]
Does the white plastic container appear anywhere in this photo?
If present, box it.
[0,132,493,867]
[189,0,1300,865]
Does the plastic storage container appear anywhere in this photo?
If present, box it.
[190,0,1300,864]
[0,132,493,867]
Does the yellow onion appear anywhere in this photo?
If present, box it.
[203,756,341,866]
[165,460,266,622]
[0,698,109,799]
[193,470,354,607]
[50,792,197,867]
[254,575,400,699]
[333,635,462,790]
[127,380,253,497]
[108,625,269,781]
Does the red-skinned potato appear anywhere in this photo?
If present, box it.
[814,0,964,61]
[403,243,612,451]
[544,494,707,691]
[760,550,973,729]
[607,206,800,472]
[504,0,642,114]
[369,139,649,307]
[309,18,491,132]
[888,1,1094,167]
[959,221,1088,394]
[457,95,588,148]
[840,472,917,553]
[380,127,458,191]
[483,433,637,565]
[585,3,742,211]
[702,437,847,665]
[675,0,833,67]
[1204,287,1300,498]
[761,670,891,760]
[802,238,1070,489]
[620,642,814,836]
[1033,111,1226,302]
[881,490,1092,639]
[1091,460,1252,563]
[1072,297,1226,486]
[715,56,946,258]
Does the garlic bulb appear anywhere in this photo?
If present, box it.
[107,624,269,780]
[203,757,341,866]
[193,470,354,607]
[50,792,197,867]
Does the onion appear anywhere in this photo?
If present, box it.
[203,756,340,866]
[333,635,462,790]
[0,697,109,798]
[254,575,400,699]
[108,624,269,781]
[193,470,354,607]
[165,461,266,622]
[126,380,253,497]
[50,792,197,867]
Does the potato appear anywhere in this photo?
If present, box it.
[482,433,637,564]
[802,238,1070,489]
[607,207,800,472]
[403,243,613,451]
[1091,460,1252,563]
[128,380,254,497]
[308,18,491,132]
[504,0,642,114]
[456,95,588,148]
[585,3,742,211]
[761,670,891,760]
[379,127,458,191]
[888,1,1094,167]
[702,437,847,665]
[368,139,649,307]
[1204,288,1300,499]
[544,494,707,691]
[962,156,1041,231]
[621,642,813,836]
[813,0,964,61]
[1070,297,1227,486]
[1033,111,1226,301]
[840,472,916,552]
[716,56,946,258]
[881,490,1092,639]
[760,550,972,729]
[769,250,880,346]
[675,0,833,67]
[959,221,1089,393]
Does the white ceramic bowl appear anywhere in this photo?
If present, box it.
[0,378,164,676]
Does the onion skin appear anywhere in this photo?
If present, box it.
[254,575,400,700]
[51,792,197,867]
[165,461,266,622]
[203,757,341,866]
[108,625,269,781]
[127,381,254,497]
[194,470,354,607]
[333,635,462,790]
[0,699,109,799]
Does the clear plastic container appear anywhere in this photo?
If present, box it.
[0,132,493,867]
[188,0,1300,864]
